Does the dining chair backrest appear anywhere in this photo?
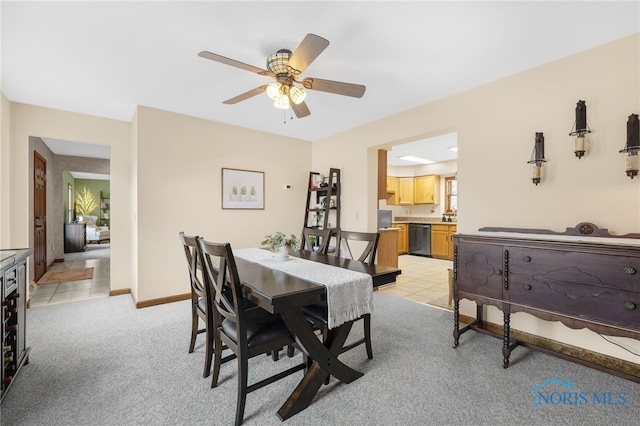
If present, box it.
[196,238,247,339]
[179,232,205,301]
[301,227,332,255]
[336,230,380,265]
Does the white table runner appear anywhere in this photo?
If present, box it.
[234,248,373,329]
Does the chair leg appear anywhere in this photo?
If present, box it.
[235,355,248,426]
[189,308,198,353]
[211,330,223,388]
[203,322,213,378]
[271,348,280,361]
[364,314,373,360]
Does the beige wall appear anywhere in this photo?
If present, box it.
[1,93,10,246]
[312,34,640,363]
[133,106,311,302]
[3,102,311,304]
[8,103,132,293]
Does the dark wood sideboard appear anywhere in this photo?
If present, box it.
[453,222,639,382]
[1,248,31,402]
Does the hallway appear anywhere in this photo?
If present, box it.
[29,244,110,307]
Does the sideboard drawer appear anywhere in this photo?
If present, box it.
[509,275,640,329]
[508,247,639,293]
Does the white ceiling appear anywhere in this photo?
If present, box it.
[387,132,458,166]
[2,1,639,162]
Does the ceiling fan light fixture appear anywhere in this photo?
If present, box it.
[274,95,290,110]
[266,82,283,101]
[267,49,292,75]
[289,86,306,104]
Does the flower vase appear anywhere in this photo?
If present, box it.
[273,246,288,260]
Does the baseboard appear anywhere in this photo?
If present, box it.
[109,288,131,296]
[458,314,639,383]
[135,293,190,309]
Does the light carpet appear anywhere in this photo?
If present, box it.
[2,292,639,425]
[36,267,94,284]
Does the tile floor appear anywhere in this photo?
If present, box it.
[377,254,453,310]
[29,248,110,307]
[29,250,450,310]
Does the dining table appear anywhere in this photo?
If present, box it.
[232,248,401,421]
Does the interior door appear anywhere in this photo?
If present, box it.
[34,151,47,281]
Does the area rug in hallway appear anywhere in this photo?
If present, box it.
[37,267,94,284]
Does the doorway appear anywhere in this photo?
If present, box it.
[30,137,111,305]
[33,151,47,281]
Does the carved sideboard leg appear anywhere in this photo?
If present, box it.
[453,299,460,347]
[502,311,511,368]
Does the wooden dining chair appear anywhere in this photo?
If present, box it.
[179,232,215,378]
[302,230,380,361]
[196,238,306,426]
[300,227,332,255]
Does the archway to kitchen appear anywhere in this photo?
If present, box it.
[373,130,458,310]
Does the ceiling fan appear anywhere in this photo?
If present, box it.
[198,34,366,118]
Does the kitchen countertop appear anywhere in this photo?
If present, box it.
[393,217,457,224]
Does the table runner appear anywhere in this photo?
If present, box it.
[234,248,373,329]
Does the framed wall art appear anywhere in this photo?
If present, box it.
[221,168,265,209]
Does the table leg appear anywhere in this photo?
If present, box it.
[277,309,363,421]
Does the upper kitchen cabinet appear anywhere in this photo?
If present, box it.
[387,176,398,194]
[386,176,399,205]
[387,174,440,205]
[397,177,414,205]
[414,175,440,204]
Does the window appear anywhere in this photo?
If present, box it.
[445,176,457,215]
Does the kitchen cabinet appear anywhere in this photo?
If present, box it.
[414,175,440,204]
[397,178,414,205]
[386,176,398,194]
[393,223,408,254]
[431,223,456,260]
[386,176,398,205]
[387,174,440,205]
[377,228,399,268]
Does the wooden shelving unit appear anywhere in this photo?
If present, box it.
[303,168,341,236]
[99,190,110,227]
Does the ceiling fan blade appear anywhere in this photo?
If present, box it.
[287,34,330,76]
[291,99,311,118]
[222,85,268,104]
[198,51,271,76]
[302,77,366,98]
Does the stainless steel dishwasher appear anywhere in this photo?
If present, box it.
[408,223,431,256]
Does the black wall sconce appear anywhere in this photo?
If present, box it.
[527,132,546,185]
[569,100,591,158]
[619,114,639,179]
